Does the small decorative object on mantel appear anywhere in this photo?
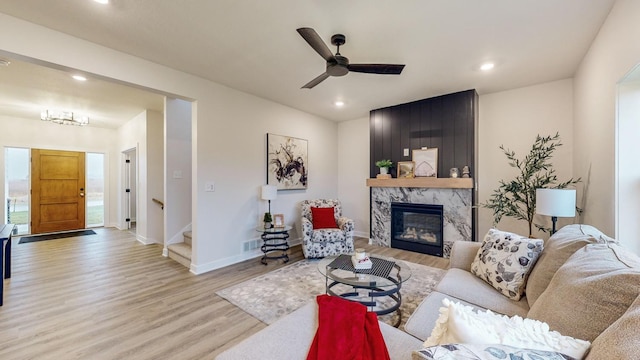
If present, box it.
[449,168,459,178]
[397,161,415,178]
[462,165,470,178]
[375,159,393,176]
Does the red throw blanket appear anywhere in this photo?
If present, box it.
[307,294,391,360]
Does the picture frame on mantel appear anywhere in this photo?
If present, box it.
[397,161,415,178]
[413,148,438,177]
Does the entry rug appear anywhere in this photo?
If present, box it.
[216,258,445,328]
[18,229,97,244]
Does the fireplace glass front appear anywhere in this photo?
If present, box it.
[390,202,443,257]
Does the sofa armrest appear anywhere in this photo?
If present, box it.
[449,241,481,271]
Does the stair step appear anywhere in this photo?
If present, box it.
[167,243,191,268]
[183,231,192,246]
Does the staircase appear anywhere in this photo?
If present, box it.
[167,231,192,268]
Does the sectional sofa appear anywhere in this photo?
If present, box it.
[217,224,640,359]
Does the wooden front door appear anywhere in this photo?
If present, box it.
[31,149,86,234]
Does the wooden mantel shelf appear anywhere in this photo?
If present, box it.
[366,177,473,189]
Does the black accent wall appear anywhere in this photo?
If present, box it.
[369,89,478,178]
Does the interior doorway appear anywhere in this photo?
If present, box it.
[123,148,137,233]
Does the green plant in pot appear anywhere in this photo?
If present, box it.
[263,212,273,229]
[482,133,580,237]
[375,159,393,175]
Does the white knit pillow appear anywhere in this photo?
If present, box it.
[423,299,591,359]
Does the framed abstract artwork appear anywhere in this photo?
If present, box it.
[267,133,308,190]
[413,148,438,177]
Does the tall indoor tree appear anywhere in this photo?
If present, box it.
[483,133,580,237]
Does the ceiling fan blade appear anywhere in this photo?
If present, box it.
[297,27,334,61]
[348,64,405,75]
[302,72,330,89]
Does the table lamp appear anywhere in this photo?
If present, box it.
[261,185,278,215]
[535,188,576,234]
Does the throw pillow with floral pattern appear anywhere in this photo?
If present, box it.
[471,229,543,300]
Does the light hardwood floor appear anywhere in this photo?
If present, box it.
[0,228,448,359]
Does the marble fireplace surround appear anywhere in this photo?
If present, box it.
[367,178,473,258]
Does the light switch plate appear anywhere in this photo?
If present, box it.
[403,148,409,156]
[205,182,215,192]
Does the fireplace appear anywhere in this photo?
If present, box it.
[390,202,443,257]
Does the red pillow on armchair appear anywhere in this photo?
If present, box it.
[311,207,338,229]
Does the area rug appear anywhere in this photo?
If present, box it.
[18,229,97,244]
[216,258,445,328]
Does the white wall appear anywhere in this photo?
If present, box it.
[146,110,164,244]
[574,0,640,248]
[191,96,339,273]
[478,79,575,238]
[0,13,338,273]
[165,98,192,246]
[0,114,117,228]
[337,116,370,238]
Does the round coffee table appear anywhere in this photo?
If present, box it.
[317,254,411,327]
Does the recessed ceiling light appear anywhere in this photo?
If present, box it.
[480,62,495,71]
[94,0,109,4]
[72,75,87,81]
[334,101,345,107]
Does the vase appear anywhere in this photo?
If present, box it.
[380,167,389,175]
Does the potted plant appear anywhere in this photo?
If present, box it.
[482,133,580,237]
[375,159,393,175]
[263,212,273,229]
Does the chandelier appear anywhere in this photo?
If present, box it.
[40,110,89,126]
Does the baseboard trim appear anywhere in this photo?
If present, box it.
[190,236,302,275]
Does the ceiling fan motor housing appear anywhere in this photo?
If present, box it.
[327,55,349,76]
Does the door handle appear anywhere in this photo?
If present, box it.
[80,193,85,197]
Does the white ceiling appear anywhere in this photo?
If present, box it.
[0,0,616,125]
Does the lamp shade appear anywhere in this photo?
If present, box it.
[261,185,278,201]
[536,188,576,217]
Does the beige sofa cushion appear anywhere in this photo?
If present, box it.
[436,268,529,317]
[525,224,614,307]
[216,301,422,360]
[586,293,640,359]
[527,243,640,342]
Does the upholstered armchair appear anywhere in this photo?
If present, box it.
[300,199,355,258]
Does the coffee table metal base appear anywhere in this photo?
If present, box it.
[325,276,403,327]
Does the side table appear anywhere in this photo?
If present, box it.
[256,225,291,265]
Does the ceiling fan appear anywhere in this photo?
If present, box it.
[296,27,405,89]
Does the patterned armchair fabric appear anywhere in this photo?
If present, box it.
[300,199,355,258]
